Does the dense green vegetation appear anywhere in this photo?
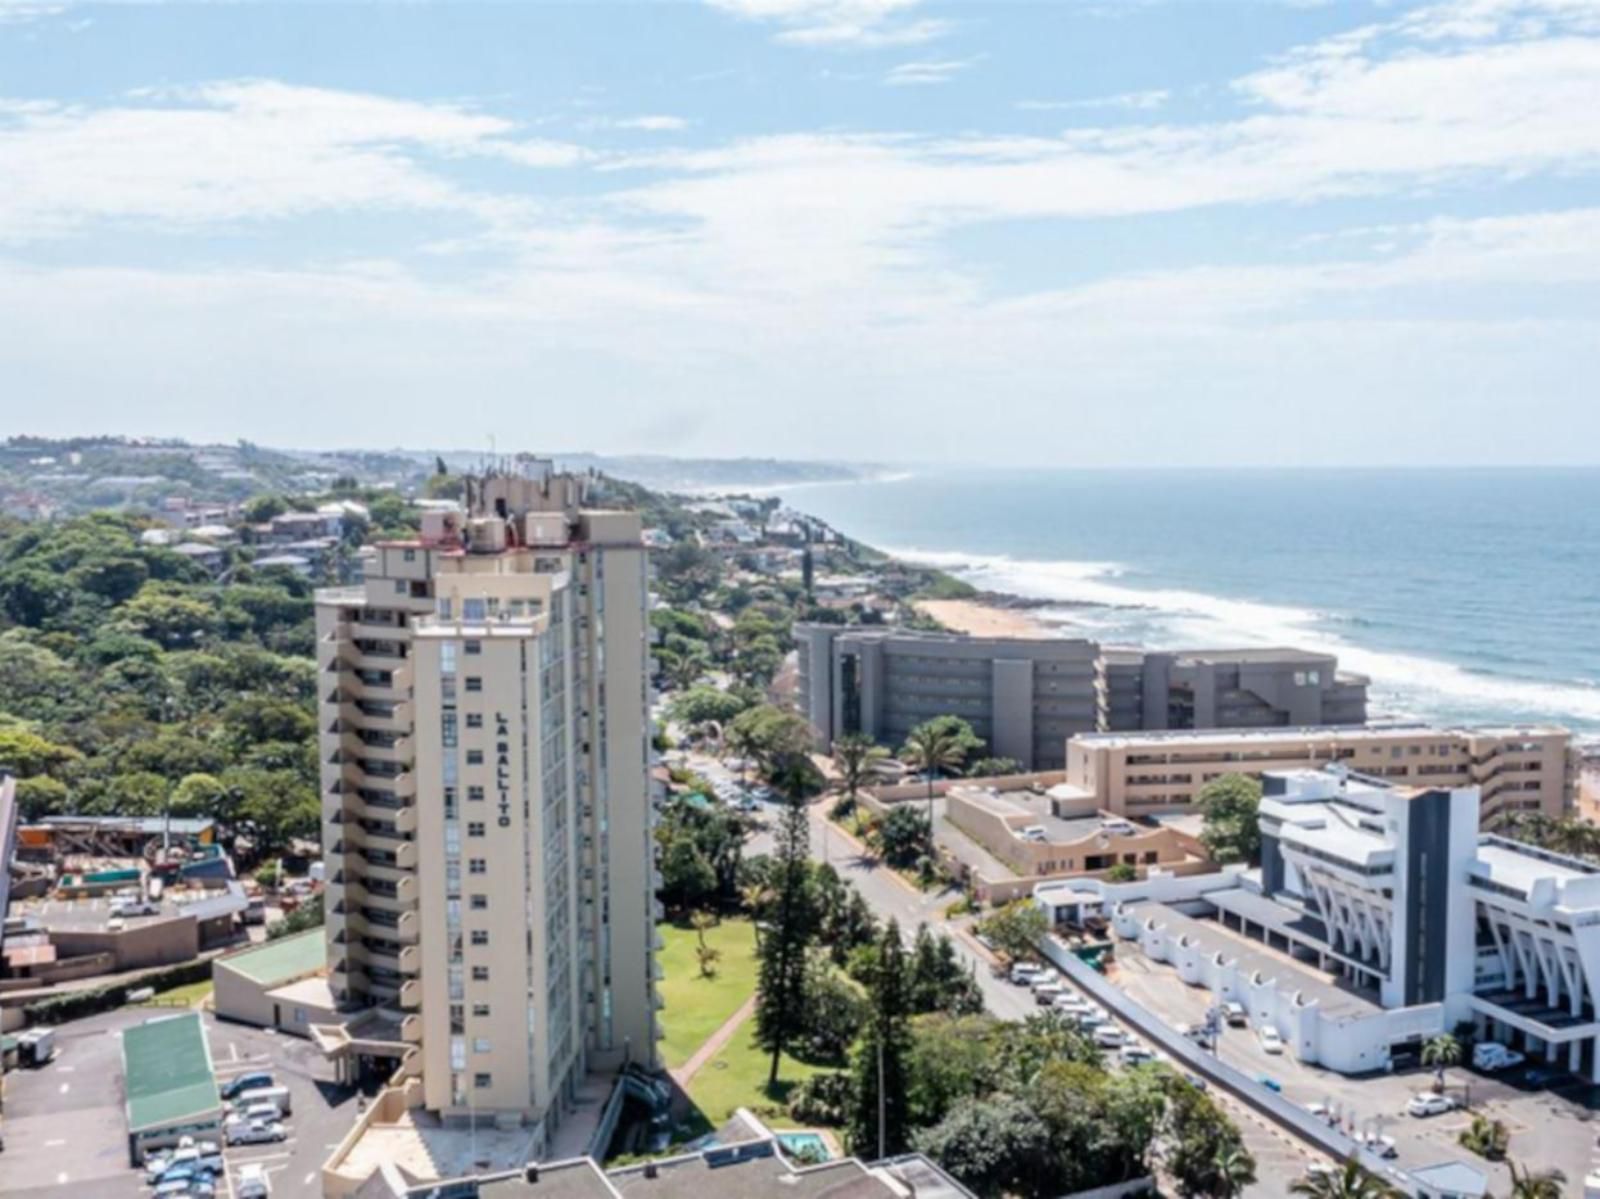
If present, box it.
[0,512,322,859]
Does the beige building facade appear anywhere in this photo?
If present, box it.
[315,459,658,1147]
[1062,723,1575,825]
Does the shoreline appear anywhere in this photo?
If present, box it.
[911,598,1063,640]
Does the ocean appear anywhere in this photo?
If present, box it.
[775,468,1600,742]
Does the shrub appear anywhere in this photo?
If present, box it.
[789,1071,853,1126]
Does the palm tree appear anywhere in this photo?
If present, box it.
[1213,1146,1257,1198]
[832,733,888,816]
[900,720,967,854]
[666,650,708,692]
[1290,1159,1404,1199]
[1506,1161,1567,1198]
[1422,1032,1461,1094]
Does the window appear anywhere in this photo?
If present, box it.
[471,930,489,946]
[468,822,485,837]
[465,676,483,693]
[474,1072,492,1089]
[463,598,486,621]
[472,1003,490,1018]
[466,749,484,765]
[473,1038,491,1053]
[470,894,488,910]
[393,580,406,594]
[472,965,489,982]
[469,858,486,875]
[467,785,485,802]
[466,713,483,729]
[403,549,416,562]
[465,640,481,655]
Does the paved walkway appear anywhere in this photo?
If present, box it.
[672,993,759,1087]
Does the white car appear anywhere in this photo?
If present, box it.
[1258,1026,1285,1055]
[236,1163,272,1199]
[1406,1091,1459,1118]
[1472,1042,1525,1071]
[225,1119,287,1146]
[1093,1025,1127,1049]
[1034,984,1065,1006]
[1052,993,1087,1014]
[1028,969,1061,991]
[1009,963,1044,985]
[1119,1042,1154,1066]
[1305,1102,1335,1124]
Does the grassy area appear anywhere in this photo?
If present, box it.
[686,1022,836,1127]
[657,915,759,1070]
[132,979,214,1007]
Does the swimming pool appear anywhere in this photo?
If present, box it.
[778,1132,831,1162]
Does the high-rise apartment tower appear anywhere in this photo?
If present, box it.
[315,458,659,1146]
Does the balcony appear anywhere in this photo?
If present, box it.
[399,980,422,1010]
[399,945,421,975]
[401,1013,423,1044]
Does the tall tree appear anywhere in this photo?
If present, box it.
[850,919,914,1158]
[831,732,888,816]
[754,755,817,1085]
[901,717,970,854]
[1506,1161,1567,1199]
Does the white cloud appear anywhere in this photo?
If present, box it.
[597,115,691,132]
[704,0,949,47]
[0,80,588,240]
[883,58,972,86]
[1015,89,1170,112]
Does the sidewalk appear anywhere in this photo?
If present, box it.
[671,993,758,1087]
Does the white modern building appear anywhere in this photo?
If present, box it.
[1111,765,1600,1081]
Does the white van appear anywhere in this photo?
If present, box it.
[233,1085,292,1116]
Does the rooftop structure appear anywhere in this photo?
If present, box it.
[217,927,326,986]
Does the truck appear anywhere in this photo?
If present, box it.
[17,1027,56,1067]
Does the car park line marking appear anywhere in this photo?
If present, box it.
[44,1138,65,1147]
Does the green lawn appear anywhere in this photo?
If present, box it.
[132,979,214,1008]
[686,1023,835,1127]
[657,916,759,1070]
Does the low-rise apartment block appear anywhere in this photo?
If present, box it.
[314,458,658,1151]
[796,625,1369,770]
[1062,722,1575,824]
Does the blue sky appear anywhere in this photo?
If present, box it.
[2,0,1599,466]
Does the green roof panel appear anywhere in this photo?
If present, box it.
[215,928,326,986]
[122,1012,220,1133]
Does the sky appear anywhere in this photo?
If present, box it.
[2,0,1600,467]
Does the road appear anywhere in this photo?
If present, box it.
[689,753,1322,1194]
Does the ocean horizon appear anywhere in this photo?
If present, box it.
[773,467,1600,744]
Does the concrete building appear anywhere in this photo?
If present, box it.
[314,458,658,1152]
[1101,647,1368,732]
[795,626,1369,770]
[1112,764,1600,1081]
[796,625,1103,769]
[213,929,336,1037]
[1061,722,1574,825]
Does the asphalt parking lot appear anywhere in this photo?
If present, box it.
[1110,950,1600,1192]
[2,1003,361,1199]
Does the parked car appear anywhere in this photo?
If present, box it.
[1052,993,1087,1014]
[1406,1091,1459,1117]
[1256,1074,1282,1093]
[1076,1011,1107,1031]
[1119,1042,1154,1066]
[221,1071,275,1100]
[1472,1042,1525,1071]
[225,1119,288,1146]
[1257,1026,1285,1055]
[239,1101,285,1126]
[1009,963,1044,985]
[236,1163,272,1198]
[1305,1102,1335,1124]
[1223,1001,1247,1026]
[154,1179,215,1199]
[1093,1025,1126,1049]
[1034,984,1065,1006]
[1027,969,1061,991]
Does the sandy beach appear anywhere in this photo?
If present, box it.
[913,598,1057,639]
